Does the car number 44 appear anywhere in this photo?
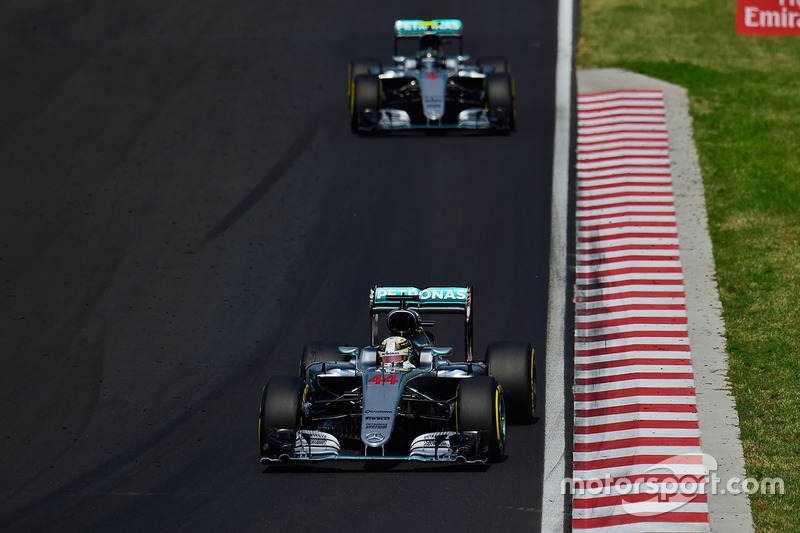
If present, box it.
[369,374,399,385]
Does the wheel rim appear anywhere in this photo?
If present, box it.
[530,348,536,415]
[496,385,507,454]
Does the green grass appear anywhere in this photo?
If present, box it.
[577,1,800,530]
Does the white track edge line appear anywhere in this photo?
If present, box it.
[541,0,572,529]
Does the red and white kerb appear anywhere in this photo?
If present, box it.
[572,90,711,532]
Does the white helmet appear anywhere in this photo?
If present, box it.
[378,336,412,364]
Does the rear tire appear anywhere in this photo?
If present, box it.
[259,375,303,457]
[485,73,516,130]
[456,376,506,462]
[351,74,381,131]
[477,56,509,74]
[485,342,535,424]
[299,342,344,380]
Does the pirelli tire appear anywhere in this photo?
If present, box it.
[350,74,381,131]
[299,342,346,381]
[456,376,506,462]
[348,57,381,104]
[258,375,304,457]
[485,72,516,131]
[485,341,536,424]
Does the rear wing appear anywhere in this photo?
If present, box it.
[393,19,464,56]
[369,286,474,360]
[393,19,463,37]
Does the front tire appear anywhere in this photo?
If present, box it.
[350,74,381,131]
[456,376,506,462]
[259,375,303,457]
[485,73,516,130]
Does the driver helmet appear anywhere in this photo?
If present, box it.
[418,33,441,68]
[378,336,412,364]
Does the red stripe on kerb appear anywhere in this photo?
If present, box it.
[575,436,701,452]
[575,344,691,357]
[574,387,696,402]
[575,403,698,418]
[574,453,704,471]
[576,280,685,291]
[578,174,672,184]
[573,492,708,509]
[574,473,707,484]
[579,232,678,243]
[575,372,694,386]
[577,332,689,346]
[578,103,665,111]
[575,419,700,434]
[576,266,683,279]
[578,153,668,164]
[577,89,663,99]
[576,291,686,303]
[579,181,673,193]
[577,211,676,223]
[578,256,681,266]
[578,191,674,202]
[575,359,693,372]
[578,121,667,131]
[579,221,677,233]
[578,131,668,143]
[579,141,669,152]
[575,200,675,212]
[577,164,671,175]
[576,318,688,330]
[577,303,686,315]
[573,512,709,528]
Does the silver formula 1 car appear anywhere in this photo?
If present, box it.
[258,286,536,465]
[348,20,516,132]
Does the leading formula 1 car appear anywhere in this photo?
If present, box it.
[348,19,516,132]
[258,286,536,465]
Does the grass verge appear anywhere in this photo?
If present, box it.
[577,1,800,530]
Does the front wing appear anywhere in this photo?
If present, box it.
[368,107,492,131]
[260,429,493,464]
[354,107,517,132]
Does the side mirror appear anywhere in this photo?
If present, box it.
[338,346,359,359]
[431,347,453,358]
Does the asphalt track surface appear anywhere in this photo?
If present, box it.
[0,1,560,531]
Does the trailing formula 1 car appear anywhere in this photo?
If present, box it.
[259,286,536,465]
[348,19,516,132]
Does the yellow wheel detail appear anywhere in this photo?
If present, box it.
[349,79,355,118]
[530,347,536,414]
[511,78,518,128]
[495,385,506,455]
[456,376,505,461]
[300,384,309,428]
